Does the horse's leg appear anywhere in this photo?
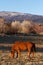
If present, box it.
[32,51,34,58]
[28,48,31,59]
[17,50,21,58]
[31,46,35,58]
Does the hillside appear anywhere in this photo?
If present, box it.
[0,11,43,23]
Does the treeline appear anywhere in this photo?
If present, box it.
[0,18,40,35]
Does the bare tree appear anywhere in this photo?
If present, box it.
[0,18,5,33]
[11,21,21,33]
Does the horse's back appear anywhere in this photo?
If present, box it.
[15,41,33,50]
[15,41,33,47]
[15,41,27,50]
[26,42,33,47]
[12,41,35,51]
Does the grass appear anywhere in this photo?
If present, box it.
[0,51,43,65]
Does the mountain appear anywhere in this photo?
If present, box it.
[0,11,43,23]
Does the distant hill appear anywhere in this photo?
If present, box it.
[0,11,43,23]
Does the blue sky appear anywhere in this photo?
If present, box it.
[0,0,43,15]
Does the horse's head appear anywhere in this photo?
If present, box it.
[10,50,14,58]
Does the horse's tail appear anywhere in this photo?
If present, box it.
[32,43,36,52]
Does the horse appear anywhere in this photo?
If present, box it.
[10,41,36,59]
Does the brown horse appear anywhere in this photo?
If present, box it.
[10,41,36,59]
